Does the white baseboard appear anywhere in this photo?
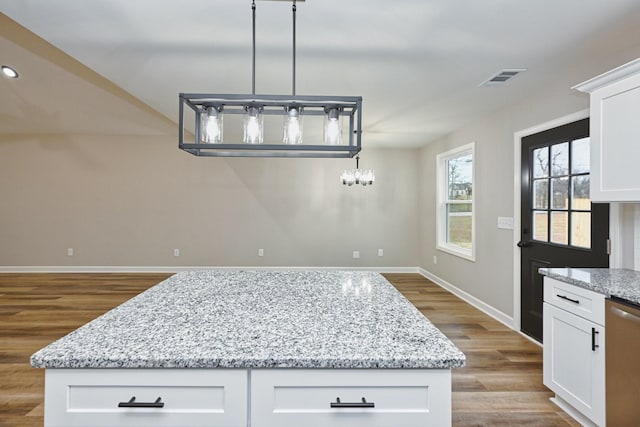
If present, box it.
[418,267,516,330]
[0,265,420,274]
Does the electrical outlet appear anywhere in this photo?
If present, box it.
[378,249,384,257]
[67,248,74,257]
[433,255,437,264]
[353,251,360,259]
[258,248,264,257]
[174,249,180,257]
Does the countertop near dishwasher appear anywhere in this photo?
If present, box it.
[539,268,640,305]
[31,270,465,370]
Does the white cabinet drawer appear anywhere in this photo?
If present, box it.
[251,369,451,427]
[543,278,605,325]
[44,369,247,427]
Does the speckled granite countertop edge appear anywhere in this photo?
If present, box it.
[539,267,640,306]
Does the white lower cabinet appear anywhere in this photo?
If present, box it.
[44,369,248,427]
[250,369,451,427]
[543,278,605,426]
[45,368,452,427]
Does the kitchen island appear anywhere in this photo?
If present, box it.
[32,270,465,427]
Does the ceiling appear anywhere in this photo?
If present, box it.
[2,0,640,148]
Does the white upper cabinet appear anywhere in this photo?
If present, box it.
[574,58,640,202]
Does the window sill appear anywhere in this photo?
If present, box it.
[436,244,475,262]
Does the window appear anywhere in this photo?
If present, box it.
[437,143,475,260]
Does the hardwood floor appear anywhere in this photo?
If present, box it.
[0,272,578,426]
[0,273,172,427]
[383,273,580,427]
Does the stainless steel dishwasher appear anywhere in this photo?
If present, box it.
[606,296,640,426]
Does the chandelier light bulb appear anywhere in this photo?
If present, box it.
[283,106,303,144]
[243,106,264,144]
[324,107,343,145]
[201,106,223,144]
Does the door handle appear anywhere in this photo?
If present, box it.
[517,240,532,248]
[591,328,599,351]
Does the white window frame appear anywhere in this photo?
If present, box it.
[436,142,476,261]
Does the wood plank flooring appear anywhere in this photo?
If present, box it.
[382,273,580,427]
[0,272,578,426]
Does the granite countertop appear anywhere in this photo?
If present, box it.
[539,267,640,305]
[31,270,465,369]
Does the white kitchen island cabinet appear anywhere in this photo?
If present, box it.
[574,57,640,202]
[32,270,465,427]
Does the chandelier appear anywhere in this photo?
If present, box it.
[178,0,362,158]
[341,156,375,186]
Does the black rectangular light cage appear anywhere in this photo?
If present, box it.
[178,93,362,158]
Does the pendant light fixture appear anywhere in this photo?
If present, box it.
[341,155,375,187]
[178,0,362,158]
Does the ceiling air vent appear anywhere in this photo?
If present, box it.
[480,68,527,87]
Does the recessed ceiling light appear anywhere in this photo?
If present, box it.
[1,65,19,79]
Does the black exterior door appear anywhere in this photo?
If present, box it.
[520,118,609,342]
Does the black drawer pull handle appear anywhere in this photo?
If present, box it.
[557,294,580,304]
[330,397,375,408]
[592,328,599,351]
[118,396,164,408]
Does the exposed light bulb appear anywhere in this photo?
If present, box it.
[324,107,343,145]
[243,106,264,144]
[283,106,303,144]
[201,106,223,144]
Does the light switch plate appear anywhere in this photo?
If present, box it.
[497,217,514,230]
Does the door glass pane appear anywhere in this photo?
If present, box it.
[533,147,549,178]
[551,177,569,209]
[572,137,590,174]
[551,211,568,244]
[551,142,569,176]
[533,179,549,209]
[447,203,472,249]
[572,212,591,248]
[533,211,548,242]
[572,175,590,210]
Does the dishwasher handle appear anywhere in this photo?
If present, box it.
[610,305,640,325]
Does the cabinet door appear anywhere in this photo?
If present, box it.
[543,303,605,426]
[590,71,640,201]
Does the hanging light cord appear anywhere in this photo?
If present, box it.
[252,0,256,95]
[292,0,297,96]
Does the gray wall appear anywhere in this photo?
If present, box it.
[417,60,640,318]
[0,134,420,268]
